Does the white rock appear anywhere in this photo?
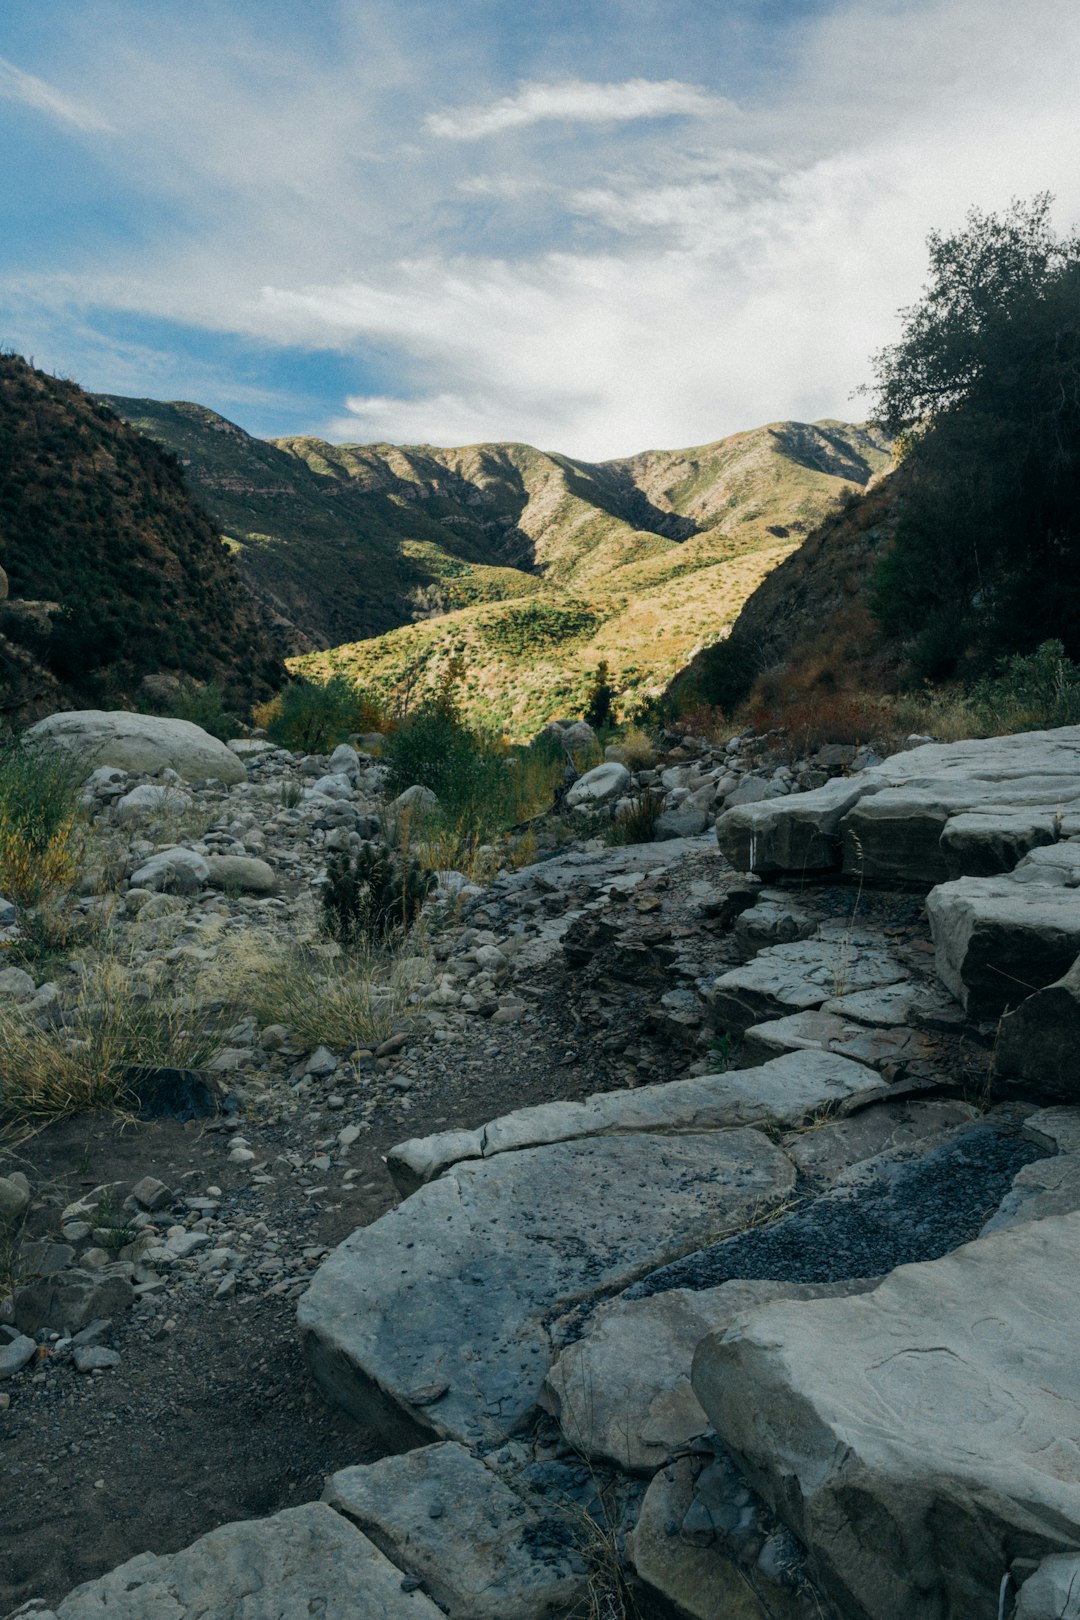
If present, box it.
[115,784,192,822]
[30,710,246,784]
[391,784,439,812]
[565,762,630,808]
[129,847,209,895]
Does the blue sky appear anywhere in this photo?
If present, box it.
[2,0,1078,457]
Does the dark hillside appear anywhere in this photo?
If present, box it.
[0,356,280,717]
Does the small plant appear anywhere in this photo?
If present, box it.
[707,1032,742,1070]
[613,725,656,771]
[321,843,435,948]
[0,734,86,929]
[278,779,304,809]
[261,675,383,753]
[608,792,661,846]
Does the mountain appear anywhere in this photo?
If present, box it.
[0,357,280,718]
[103,395,891,734]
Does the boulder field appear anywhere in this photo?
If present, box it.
[7,718,1080,1619]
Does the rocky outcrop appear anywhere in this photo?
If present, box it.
[692,1211,1080,1620]
[29,711,247,784]
[996,957,1080,1096]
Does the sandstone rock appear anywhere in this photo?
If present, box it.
[36,1501,442,1618]
[205,854,278,895]
[995,955,1080,1096]
[565,761,630,808]
[387,1053,875,1194]
[927,860,1080,1019]
[629,1453,807,1620]
[300,1127,795,1450]
[709,936,907,1035]
[692,1210,1080,1620]
[29,710,246,784]
[324,1443,586,1619]
[129,847,209,895]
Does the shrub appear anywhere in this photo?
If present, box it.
[262,676,383,753]
[0,734,85,912]
[583,660,617,729]
[161,679,238,742]
[383,701,506,822]
[321,843,435,948]
[608,791,662,845]
[613,724,657,771]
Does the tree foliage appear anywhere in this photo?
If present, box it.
[866,196,1080,675]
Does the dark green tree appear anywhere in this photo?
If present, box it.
[866,196,1080,675]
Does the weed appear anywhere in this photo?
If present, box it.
[0,734,85,914]
[321,843,434,948]
[278,779,304,809]
[611,725,656,771]
[707,1032,742,1070]
[607,793,662,846]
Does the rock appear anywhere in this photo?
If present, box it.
[205,854,278,895]
[227,737,274,757]
[123,1067,220,1121]
[387,1054,873,1195]
[981,1152,1080,1233]
[309,772,354,800]
[391,785,439,813]
[300,1127,795,1450]
[629,1453,807,1620]
[73,1346,121,1373]
[655,786,715,840]
[780,1099,978,1182]
[304,1045,337,1077]
[709,936,907,1035]
[0,967,35,998]
[927,854,1080,1019]
[733,898,814,955]
[37,1501,443,1618]
[565,762,630,808]
[14,1268,133,1335]
[1015,1553,1080,1618]
[562,720,595,748]
[115,783,192,822]
[739,1009,935,1074]
[717,726,1080,881]
[543,1278,867,1473]
[0,1327,36,1378]
[822,980,966,1032]
[130,1176,171,1211]
[29,710,247,784]
[692,1209,1080,1620]
[995,955,1080,1096]
[723,775,789,808]
[0,1174,31,1225]
[129,847,209,895]
[328,743,361,779]
[324,1443,586,1619]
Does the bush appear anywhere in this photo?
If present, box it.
[583,660,617,729]
[383,701,507,823]
[162,679,238,742]
[608,791,662,845]
[321,844,434,947]
[0,734,85,911]
[261,676,383,753]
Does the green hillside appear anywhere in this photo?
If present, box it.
[103,395,890,735]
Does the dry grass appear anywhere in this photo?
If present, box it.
[0,952,219,1127]
[609,725,657,770]
[204,930,419,1053]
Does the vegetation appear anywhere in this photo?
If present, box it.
[866,196,1080,677]
[258,674,383,752]
[321,843,435,948]
[0,735,85,914]
[158,679,239,741]
[0,355,281,712]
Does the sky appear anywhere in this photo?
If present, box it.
[2,0,1078,459]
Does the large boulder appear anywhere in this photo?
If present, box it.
[926,844,1080,1019]
[28,1501,443,1618]
[995,955,1080,1096]
[29,710,247,784]
[692,1210,1080,1620]
[299,1126,795,1450]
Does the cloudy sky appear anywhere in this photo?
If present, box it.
[2,0,1078,457]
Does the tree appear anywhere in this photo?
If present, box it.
[865,196,1080,675]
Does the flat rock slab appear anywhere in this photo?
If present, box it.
[325,1442,586,1619]
[780,1098,978,1183]
[388,1052,879,1195]
[822,980,966,1032]
[740,1009,936,1074]
[716,726,1080,882]
[709,936,907,1035]
[542,1279,872,1474]
[299,1128,795,1450]
[24,1501,442,1618]
[692,1210,1080,1620]
[927,851,1080,1018]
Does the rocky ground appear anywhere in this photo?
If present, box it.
[2,713,1079,1618]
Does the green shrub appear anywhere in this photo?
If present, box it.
[161,679,238,741]
[583,660,617,729]
[0,734,85,912]
[383,701,506,822]
[264,676,382,753]
[608,791,662,845]
[968,641,1080,732]
[321,843,434,948]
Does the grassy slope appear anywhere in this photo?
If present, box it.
[103,394,890,735]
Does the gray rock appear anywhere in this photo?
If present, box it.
[391,784,439,813]
[739,1009,935,1073]
[0,967,35,999]
[115,783,192,822]
[130,1176,171,1211]
[981,1152,1080,1233]
[927,862,1080,1019]
[328,743,361,779]
[692,1210,1080,1620]
[0,1328,36,1378]
[129,847,209,895]
[300,1127,795,1450]
[709,936,907,1035]
[14,1268,134,1335]
[39,1501,443,1618]
[565,761,630,808]
[309,772,354,800]
[29,710,246,784]
[73,1346,121,1373]
[1015,1553,1080,1618]
[940,807,1065,877]
[780,1099,978,1182]
[723,775,788,808]
[822,980,966,1032]
[387,1053,875,1195]
[324,1443,586,1619]
[733,898,814,955]
[205,854,278,895]
[996,955,1080,1096]
[0,1173,30,1225]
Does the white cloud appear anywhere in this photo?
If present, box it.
[0,55,112,133]
[425,77,725,141]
